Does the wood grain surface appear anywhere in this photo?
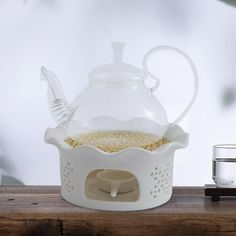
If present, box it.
[0,186,236,236]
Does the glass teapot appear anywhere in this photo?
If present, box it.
[41,42,198,139]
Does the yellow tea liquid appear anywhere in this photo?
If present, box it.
[65,130,169,153]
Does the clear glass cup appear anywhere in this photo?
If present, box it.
[213,144,236,188]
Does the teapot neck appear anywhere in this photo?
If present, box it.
[88,42,146,84]
[90,76,145,89]
[89,62,146,84]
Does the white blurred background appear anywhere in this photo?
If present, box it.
[0,0,236,185]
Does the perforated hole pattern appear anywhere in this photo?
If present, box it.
[60,160,172,198]
[60,160,74,193]
[150,163,172,199]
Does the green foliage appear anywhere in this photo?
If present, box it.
[1,175,24,185]
[219,0,236,7]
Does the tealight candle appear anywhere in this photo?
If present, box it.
[96,170,137,197]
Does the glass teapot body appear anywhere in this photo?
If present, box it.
[67,77,168,137]
[41,42,198,140]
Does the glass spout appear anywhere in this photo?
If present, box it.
[41,66,74,126]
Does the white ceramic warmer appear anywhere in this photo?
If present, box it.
[42,42,198,211]
[45,123,188,211]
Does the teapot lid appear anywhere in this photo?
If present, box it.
[89,42,146,83]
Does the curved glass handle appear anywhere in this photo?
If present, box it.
[143,45,199,124]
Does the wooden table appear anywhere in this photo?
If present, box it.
[0,186,236,236]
